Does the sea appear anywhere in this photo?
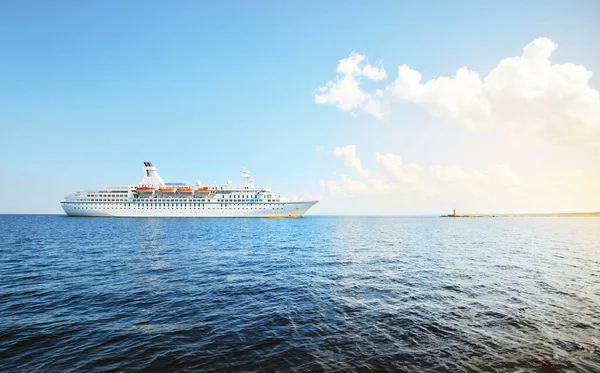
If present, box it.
[0,215,599,372]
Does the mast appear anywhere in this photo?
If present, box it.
[240,167,255,188]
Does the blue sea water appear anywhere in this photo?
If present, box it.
[0,215,599,372]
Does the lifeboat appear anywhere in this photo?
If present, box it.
[177,186,195,193]
[196,186,213,196]
[135,185,156,193]
[158,187,177,194]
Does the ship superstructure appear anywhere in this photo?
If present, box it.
[61,162,317,218]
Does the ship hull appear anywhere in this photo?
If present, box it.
[61,201,318,218]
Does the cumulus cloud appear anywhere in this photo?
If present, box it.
[315,38,600,145]
[325,145,422,195]
[322,145,520,197]
[430,164,519,187]
[375,152,422,183]
[388,65,490,127]
[332,145,365,172]
[314,51,387,119]
[319,179,344,194]
[362,63,387,80]
[338,174,369,193]
[389,38,600,144]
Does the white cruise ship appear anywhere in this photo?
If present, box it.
[61,162,318,218]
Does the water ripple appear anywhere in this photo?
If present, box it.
[0,215,599,372]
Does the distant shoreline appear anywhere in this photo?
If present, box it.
[441,212,600,218]
[0,213,599,218]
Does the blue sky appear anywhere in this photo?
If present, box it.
[1,1,599,214]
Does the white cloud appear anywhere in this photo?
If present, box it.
[363,98,387,119]
[332,145,371,179]
[314,51,387,119]
[375,152,422,183]
[319,178,344,194]
[315,145,600,214]
[430,164,519,187]
[326,145,421,195]
[314,73,370,111]
[388,65,490,128]
[322,145,521,198]
[315,38,600,145]
[362,63,387,80]
[332,145,362,170]
[388,37,600,144]
[338,174,369,193]
[316,154,600,215]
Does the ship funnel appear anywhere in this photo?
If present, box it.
[138,162,166,187]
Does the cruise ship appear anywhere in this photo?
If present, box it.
[61,162,318,218]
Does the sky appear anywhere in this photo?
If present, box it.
[0,0,599,215]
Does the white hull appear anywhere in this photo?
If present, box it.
[62,201,317,218]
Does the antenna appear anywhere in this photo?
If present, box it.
[240,167,255,188]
